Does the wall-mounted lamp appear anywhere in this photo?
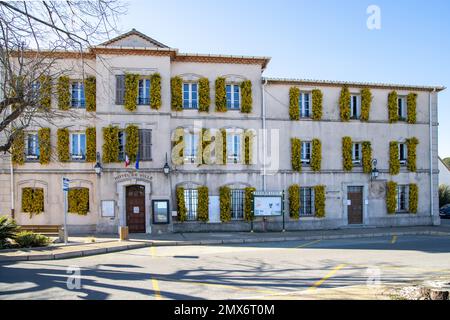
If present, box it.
[163,152,170,176]
[371,158,379,181]
[94,152,102,176]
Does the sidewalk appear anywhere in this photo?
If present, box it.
[1,225,449,262]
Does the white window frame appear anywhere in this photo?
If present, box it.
[71,81,85,108]
[70,133,86,161]
[301,141,311,164]
[300,187,314,216]
[183,82,198,109]
[299,92,311,118]
[396,185,409,212]
[184,131,199,163]
[226,84,241,110]
[227,133,241,163]
[350,94,361,119]
[399,143,408,165]
[352,142,362,164]
[25,132,39,160]
[137,78,151,105]
[398,96,407,120]
[118,130,126,161]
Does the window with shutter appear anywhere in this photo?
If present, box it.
[115,75,125,105]
[139,129,152,161]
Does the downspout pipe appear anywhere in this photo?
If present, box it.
[262,78,268,191]
[429,88,436,223]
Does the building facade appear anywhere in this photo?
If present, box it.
[0,30,444,234]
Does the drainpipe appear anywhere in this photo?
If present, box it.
[10,155,14,219]
[262,78,268,191]
[429,88,436,222]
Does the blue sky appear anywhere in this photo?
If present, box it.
[119,0,449,157]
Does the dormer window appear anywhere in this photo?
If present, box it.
[183,83,198,109]
[398,96,407,121]
[226,84,240,110]
[350,95,361,119]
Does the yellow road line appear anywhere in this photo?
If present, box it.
[150,246,162,300]
[296,239,321,248]
[307,264,347,291]
[391,235,397,244]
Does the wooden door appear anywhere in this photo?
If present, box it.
[347,186,363,225]
[126,185,146,233]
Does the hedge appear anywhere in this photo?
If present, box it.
[244,130,254,165]
[291,138,302,172]
[85,127,96,163]
[312,89,323,120]
[362,141,372,173]
[149,73,162,110]
[124,73,139,111]
[84,76,96,112]
[57,76,70,110]
[171,76,183,111]
[22,187,44,218]
[198,78,210,112]
[386,181,397,214]
[409,184,418,213]
[38,128,51,165]
[68,188,89,215]
[11,129,25,165]
[339,86,351,121]
[407,93,417,124]
[342,136,353,171]
[102,126,119,163]
[172,127,184,165]
[219,129,227,165]
[244,187,256,221]
[215,77,227,112]
[289,87,300,120]
[39,75,52,110]
[311,139,321,172]
[388,91,398,123]
[314,185,326,218]
[240,80,252,113]
[219,186,231,222]
[389,141,400,175]
[360,88,372,121]
[57,128,70,162]
[176,187,187,222]
[197,186,209,222]
[125,125,139,162]
[288,184,300,219]
[406,137,419,172]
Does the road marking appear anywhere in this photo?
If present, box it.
[391,235,397,244]
[296,239,321,248]
[150,246,162,300]
[307,264,347,291]
[151,246,157,257]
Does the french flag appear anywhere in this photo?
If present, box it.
[125,154,130,167]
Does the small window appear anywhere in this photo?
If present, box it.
[396,185,409,212]
[71,82,85,108]
[183,83,198,109]
[184,188,198,220]
[184,132,199,163]
[226,84,240,110]
[26,133,40,160]
[398,96,407,120]
[227,133,241,163]
[352,143,362,164]
[399,143,407,165]
[299,92,311,118]
[301,141,311,164]
[31,82,41,100]
[300,187,314,216]
[70,133,86,161]
[231,189,244,219]
[350,95,361,119]
[137,79,150,105]
[115,75,125,105]
[118,130,126,161]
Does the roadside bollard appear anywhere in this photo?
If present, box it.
[119,226,129,241]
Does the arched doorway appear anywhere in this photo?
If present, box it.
[126,185,146,233]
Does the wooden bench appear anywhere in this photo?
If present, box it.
[19,225,63,237]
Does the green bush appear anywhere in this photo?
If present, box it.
[289,87,300,120]
[219,186,231,222]
[0,216,19,249]
[439,185,450,208]
[288,184,300,219]
[197,186,209,222]
[14,231,50,248]
[244,187,256,221]
[339,86,351,121]
[215,77,227,112]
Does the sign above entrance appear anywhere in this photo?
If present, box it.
[114,172,153,183]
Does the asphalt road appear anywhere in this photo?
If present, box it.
[1,235,450,300]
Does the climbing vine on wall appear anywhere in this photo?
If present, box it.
[289,87,300,120]
[240,80,252,113]
[125,125,139,162]
[314,185,326,218]
[386,181,397,214]
[360,88,372,121]
[85,127,96,163]
[311,139,322,172]
[219,186,231,222]
[171,76,183,111]
[409,184,418,214]
[172,127,184,165]
[68,188,89,215]
[339,86,351,121]
[124,73,139,112]
[57,76,70,110]
[215,77,227,112]
[102,126,119,163]
[288,184,300,219]
[197,186,209,222]
[406,137,419,172]
[244,187,256,221]
[84,76,96,112]
[198,78,210,112]
[389,141,400,175]
[39,75,52,110]
[38,128,51,165]
[362,141,372,174]
[244,130,254,165]
[312,89,323,120]
[22,188,44,218]
[407,93,417,124]
[57,128,69,162]
[176,187,187,222]
[150,73,162,110]
[201,128,211,165]
[291,138,302,172]
[11,129,24,165]
[342,136,353,171]
[388,91,398,123]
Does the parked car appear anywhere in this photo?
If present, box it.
[439,204,450,219]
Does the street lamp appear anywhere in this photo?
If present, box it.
[371,159,379,181]
[163,152,170,176]
[94,152,102,176]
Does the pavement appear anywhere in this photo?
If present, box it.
[1,234,449,300]
[1,223,450,262]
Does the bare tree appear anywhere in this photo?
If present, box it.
[0,1,126,153]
